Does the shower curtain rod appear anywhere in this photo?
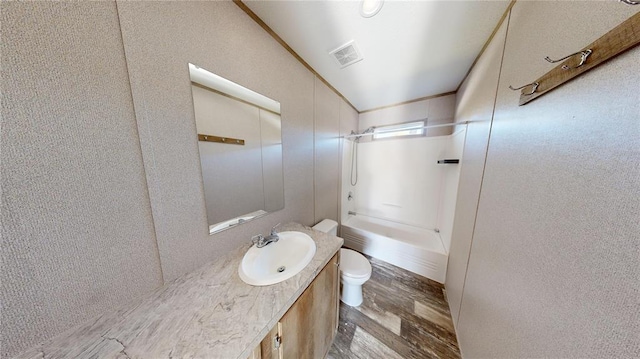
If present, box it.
[342,121,468,139]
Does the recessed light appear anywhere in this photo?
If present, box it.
[360,0,384,18]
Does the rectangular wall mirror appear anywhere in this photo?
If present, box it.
[189,63,284,234]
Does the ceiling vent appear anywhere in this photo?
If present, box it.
[329,41,363,69]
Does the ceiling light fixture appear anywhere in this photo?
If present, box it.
[360,0,384,18]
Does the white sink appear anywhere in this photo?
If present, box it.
[238,231,317,286]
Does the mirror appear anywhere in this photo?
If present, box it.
[189,64,284,234]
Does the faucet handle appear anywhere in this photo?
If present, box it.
[251,234,263,245]
[271,223,281,235]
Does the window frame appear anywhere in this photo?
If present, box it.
[372,120,426,140]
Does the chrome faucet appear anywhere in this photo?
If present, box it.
[251,223,281,248]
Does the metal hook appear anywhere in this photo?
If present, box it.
[545,49,592,70]
[509,82,539,96]
[619,0,639,5]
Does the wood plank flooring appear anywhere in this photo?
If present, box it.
[328,254,460,359]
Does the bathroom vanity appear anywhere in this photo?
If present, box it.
[247,252,339,359]
[16,223,342,359]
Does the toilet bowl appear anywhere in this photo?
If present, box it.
[312,219,372,307]
[338,248,372,306]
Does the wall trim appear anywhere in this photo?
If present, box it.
[456,0,517,92]
[234,0,360,113]
[236,0,517,115]
[359,91,457,114]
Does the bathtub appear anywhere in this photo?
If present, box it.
[340,215,448,283]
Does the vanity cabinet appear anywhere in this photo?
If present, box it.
[249,252,340,359]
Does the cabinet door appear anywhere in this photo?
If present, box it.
[259,323,282,359]
[246,345,262,359]
[280,253,339,359]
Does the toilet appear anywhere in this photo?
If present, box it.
[312,219,372,307]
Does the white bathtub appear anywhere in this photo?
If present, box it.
[340,215,448,283]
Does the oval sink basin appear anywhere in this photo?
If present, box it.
[239,231,316,286]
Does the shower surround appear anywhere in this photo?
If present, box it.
[341,128,465,283]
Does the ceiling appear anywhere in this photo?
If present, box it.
[243,0,511,112]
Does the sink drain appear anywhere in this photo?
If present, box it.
[277,266,286,273]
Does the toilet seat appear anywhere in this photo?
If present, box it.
[340,249,372,279]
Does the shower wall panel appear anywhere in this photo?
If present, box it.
[353,136,451,230]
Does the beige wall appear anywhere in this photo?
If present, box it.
[0,2,164,358]
[313,78,341,223]
[116,1,319,282]
[446,18,508,326]
[447,2,639,357]
[338,100,360,228]
[1,2,356,358]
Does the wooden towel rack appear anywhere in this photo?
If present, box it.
[512,11,640,106]
[197,134,245,145]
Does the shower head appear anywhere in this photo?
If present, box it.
[350,127,376,142]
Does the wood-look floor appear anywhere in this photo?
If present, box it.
[328,254,460,359]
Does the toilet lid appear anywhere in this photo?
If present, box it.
[340,249,372,279]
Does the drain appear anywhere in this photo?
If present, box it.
[277,266,286,273]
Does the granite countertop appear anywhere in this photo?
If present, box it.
[18,222,343,359]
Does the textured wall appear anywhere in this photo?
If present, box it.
[2,1,355,357]
[313,78,341,224]
[0,2,163,358]
[339,101,360,152]
[116,1,317,281]
[445,19,508,325]
[338,100,359,228]
[452,2,640,357]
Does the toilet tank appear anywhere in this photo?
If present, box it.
[312,219,338,236]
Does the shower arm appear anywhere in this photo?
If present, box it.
[349,127,376,141]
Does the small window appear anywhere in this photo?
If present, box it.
[373,121,425,140]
